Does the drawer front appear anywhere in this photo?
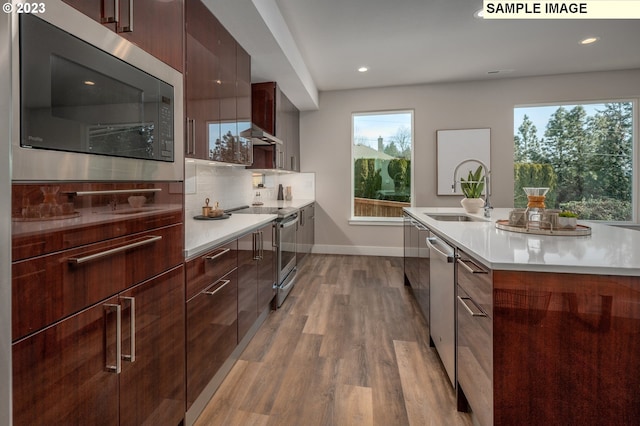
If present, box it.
[457,285,493,426]
[186,269,238,410]
[185,240,238,301]
[457,249,492,317]
[12,223,183,341]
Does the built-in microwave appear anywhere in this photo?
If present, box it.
[12,5,183,181]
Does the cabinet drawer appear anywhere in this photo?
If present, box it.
[186,269,238,410]
[457,285,493,426]
[185,240,238,301]
[457,249,492,317]
[12,223,183,341]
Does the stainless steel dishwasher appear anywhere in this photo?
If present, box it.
[427,233,456,387]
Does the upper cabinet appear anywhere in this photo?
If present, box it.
[62,0,184,72]
[251,82,300,172]
[184,0,252,165]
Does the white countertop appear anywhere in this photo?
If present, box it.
[404,207,640,276]
[184,198,315,259]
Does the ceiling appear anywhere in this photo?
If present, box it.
[204,0,640,111]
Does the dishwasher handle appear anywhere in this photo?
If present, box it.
[426,237,455,263]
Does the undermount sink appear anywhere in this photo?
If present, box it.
[425,213,486,222]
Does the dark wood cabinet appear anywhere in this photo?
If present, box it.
[11,181,185,425]
[238,223,275,342]
[185,0,252,164]
[403,213,430,325]
[297,203,315,264]
[13,266,185,426]
[250,82,300,171]
[62,0,183,71]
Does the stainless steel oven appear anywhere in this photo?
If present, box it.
[276,212,298,307]
[11,2,183,181]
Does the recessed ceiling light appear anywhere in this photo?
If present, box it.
[580,36,600,45]
[358,67,369,73]
[487,69,515,75]
[84,80,95,86]
[474,9,484,18]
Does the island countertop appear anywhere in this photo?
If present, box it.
[404,207,640,276]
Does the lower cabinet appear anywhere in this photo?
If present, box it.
[403,213,430,324]
[12,265,186,426]
[186,269,238,410]
[297,203,315,264]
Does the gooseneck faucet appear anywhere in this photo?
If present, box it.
[451,159,492,217]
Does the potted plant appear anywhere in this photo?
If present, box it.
[460,165,485,213]
[558,210,578,229]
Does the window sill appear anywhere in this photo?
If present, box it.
[349,217,403,226]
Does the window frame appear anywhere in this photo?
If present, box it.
[513,98,638,224]
[349,109,415,225]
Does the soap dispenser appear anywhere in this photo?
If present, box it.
[277,184,284,200]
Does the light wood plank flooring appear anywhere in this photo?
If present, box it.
[195,254,472,426]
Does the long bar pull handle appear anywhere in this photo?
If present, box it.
[70,188,162,197]
[104,304,122,373]
[203,279,232,297]
[259,231,264,260]
[101,0,118,24]
[205,248,231,262]
[120,0,134,32]
[426,237,455,263]
[456,258,488,275]
[68,236,162,264]
[121,297,136,362]
[186,117,195,155]
[457,296,487,317]
[253,232,260,260]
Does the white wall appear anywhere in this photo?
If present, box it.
[300,69,640,255]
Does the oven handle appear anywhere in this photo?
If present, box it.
[280,214,299,229]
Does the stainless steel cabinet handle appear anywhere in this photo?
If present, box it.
[205,247,231,262]
[456,258,488,274]
[203,279,232,297]
[71,188,161,197]
[458,296,487,317]
[186,117,196,155]
[253,232,260,260]
[259,231,264,260]
[101,0,118,24]
[426,237,455,262]
[120,0,134,32]
[68,236,162,264]
[104,304,122,374]
[121,297,136,362]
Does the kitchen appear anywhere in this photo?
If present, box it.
[2,1,640,425]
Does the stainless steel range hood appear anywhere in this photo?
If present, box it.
[243,125,284,146]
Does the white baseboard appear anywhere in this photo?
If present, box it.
[312,244,403,257]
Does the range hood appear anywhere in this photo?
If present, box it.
[243,125,283,146]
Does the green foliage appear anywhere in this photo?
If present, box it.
[387,159,410,192]
[513,102,633,221]
[559,211,578,218]
[354,158,382,199]
[460,166,485,198]
[559,198,632,221]
[513,163,557,208]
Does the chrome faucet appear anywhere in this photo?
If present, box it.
[451,159,492,217]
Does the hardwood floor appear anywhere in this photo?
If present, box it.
[195,254,472,426]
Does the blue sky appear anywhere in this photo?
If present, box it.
[353,112,412,149]
[514,103,605,139]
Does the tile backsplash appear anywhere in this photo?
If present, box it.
[185,161,315,218]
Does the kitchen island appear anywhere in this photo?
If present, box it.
[404,207,640,426]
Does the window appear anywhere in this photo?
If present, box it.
[352,110,413,220]
[514,101,635,221]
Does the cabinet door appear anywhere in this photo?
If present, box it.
[119,265,185,426]
[119,0,184,72]
[185,0,221,159]
[257,223,276,312]
[251,82,276,135]
[62,0,183,71]
[237,232,258,341]
[217,23,238,164]
[236,43,253,165]
[13,295,120,425]
[186,269,238,410]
